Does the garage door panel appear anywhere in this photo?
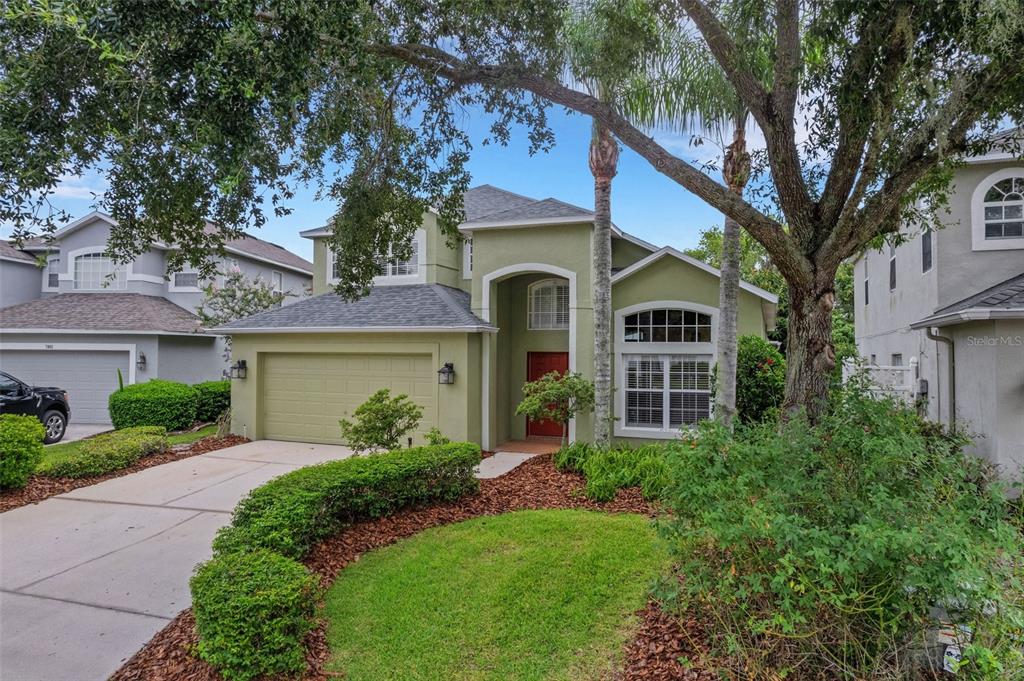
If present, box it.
[261,353,438,445]
[0,349,129,424]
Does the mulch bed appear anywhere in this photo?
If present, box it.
[0,434,250,513]
[111,455,709,681]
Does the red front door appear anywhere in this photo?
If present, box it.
[526,351,570,437]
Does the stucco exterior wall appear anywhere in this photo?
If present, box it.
[228,332,481,444]
[0,260,41,308]
[156,335,223,384]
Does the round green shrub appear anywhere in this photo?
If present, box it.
[191,549,321,681]
[0,414,45,488]
[735,334,786,424]
[108,379,198,430]
[193,380,230,422]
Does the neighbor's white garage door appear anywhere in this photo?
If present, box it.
[0,349,130,424]
[261,353,438,444]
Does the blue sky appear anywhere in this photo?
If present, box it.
[5,107,731,262]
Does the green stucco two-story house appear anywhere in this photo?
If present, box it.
[217,185,778,449]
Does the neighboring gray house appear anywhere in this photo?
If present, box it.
[0,212,313,424]
[853,149,1024,480]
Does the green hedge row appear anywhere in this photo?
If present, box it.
[191,442,481,681]
[38,426,169,478]
[108,379,230,430]
[0,414,45,489]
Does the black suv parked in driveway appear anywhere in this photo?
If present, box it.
[0,371,70,443]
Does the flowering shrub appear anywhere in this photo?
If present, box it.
[735,334,785,423]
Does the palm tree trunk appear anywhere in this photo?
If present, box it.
[590,121,619,446]
[715,114,750,428]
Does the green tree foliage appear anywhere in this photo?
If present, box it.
[197,267,287,360]
[734,335,785,424]
[2,0,1021,415]
[515,372,596,445]
[660,386,1024,678]
[338,389,423,454]
[0,414,44,489]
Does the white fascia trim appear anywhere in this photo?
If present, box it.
[49,211,117,239]
[460,215,596,230]
[970,167,1024,252]
[964,152,1018,165]
[910,307,1024,329]
[614,230,658,253]
[300,227,330,238]
[481,262,578,444]
[0,255,37,265]
[212,325,498,334]
[0,328,210,337]
[0,341,137,384]
[611,246,780,303]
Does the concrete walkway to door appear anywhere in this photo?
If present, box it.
[0,440,354,681]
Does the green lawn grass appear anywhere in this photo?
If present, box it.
[40,424,217,470]
[324,509,669,681]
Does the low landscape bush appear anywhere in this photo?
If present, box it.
[38,426,168,478]
[659,385,1024,678]
[193,380,230,422]
[0,414,45,489]
[735,334,786,423]
[338,388,423,453]
[193,441,481,679]
[554,441,670,501]
[213,442,481,558]
[108,379,198,430]
[191,549,321,681]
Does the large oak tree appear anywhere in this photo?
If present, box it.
[2,0,1021,418]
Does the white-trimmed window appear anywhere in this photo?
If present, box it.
[921,229,932,273]
[375,240,419,277]
[624,308,711,343]
[462,238,473,279]
[74,252,126,290]
[888,245,897,291]
[43,255,60,291]
[271,270,283,294]
[972,168,1024,251]
[623,354,712,429]
[528,278,570,330]
[168,270,201,292]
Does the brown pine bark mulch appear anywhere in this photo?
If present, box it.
[111,455,713,681]
[0,434,250,513]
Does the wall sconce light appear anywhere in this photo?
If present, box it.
[136,352,147,372]
[437,362,455,385]
[229,359,248,379]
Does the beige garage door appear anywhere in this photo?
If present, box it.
[261,353,437,444]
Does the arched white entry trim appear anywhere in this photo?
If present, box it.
[480,263,578,449]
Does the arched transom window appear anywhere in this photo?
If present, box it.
[74,252,126,290]
[624,308,711,343]
[528,278,569,330]
[982,176,1024,240]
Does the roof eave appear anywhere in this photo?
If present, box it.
[212,324,498,334]
[910,307,1024,329]
[0,327,211,336]
[459,215,595,231]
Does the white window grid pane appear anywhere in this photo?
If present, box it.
[376,240,419,277]
[74,253,125,290]
[174,272,199,288]
[983,177,1024,240]
[46,257,60,288]
[625,353,712,430]
[624,308,712,343]
[528,280,569,330]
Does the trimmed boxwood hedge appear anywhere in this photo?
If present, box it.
[108,379,197,430]
[0,414,45,489]
[192,442,481,680]
[193,380,230,422]
[38,426,169,478]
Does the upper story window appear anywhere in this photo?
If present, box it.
[44,255,60,291]
[972,168,1024,251]
[624,308,711,343]
[271,270,283,294]
[921,230,932,272]
[74,252,126,290]
[375,240,418,277]
[462,238,473,279]
[528,278,569,330]
[982,176,1024,239]
[888,245,896,291]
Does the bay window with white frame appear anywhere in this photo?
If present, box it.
[616,305,716,437]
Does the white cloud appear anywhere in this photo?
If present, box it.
[51,172,107,200]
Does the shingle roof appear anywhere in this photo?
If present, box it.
[224,233,313,274]
[215,284,492,332]
[0,293,205,334]
[0,241,36,263]
[463,197,593,226]
[934,271,1024,315]
[462,184,538,222]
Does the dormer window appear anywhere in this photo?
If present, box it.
[972,168,1024,251]
[528,278,570,330]
[74,252,126,290]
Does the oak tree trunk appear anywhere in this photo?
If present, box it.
[590,121,618,446]
[715,117,750,428]
[782,278,837,421]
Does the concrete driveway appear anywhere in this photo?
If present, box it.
[0,440,353,681]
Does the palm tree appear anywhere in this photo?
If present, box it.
[624,16,767,428]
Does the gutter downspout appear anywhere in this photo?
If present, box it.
[926,327,955,430]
